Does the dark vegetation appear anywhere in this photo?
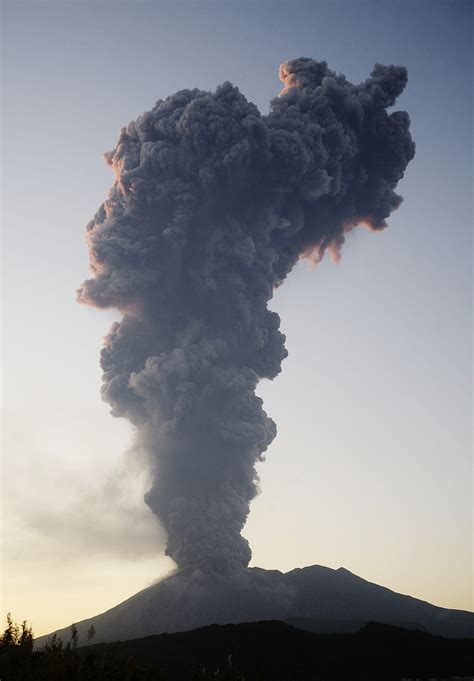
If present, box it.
[0,614,158,681]
[1,614,473,680]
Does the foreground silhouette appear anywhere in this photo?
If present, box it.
[3,615,474,680]
[0,615,157,681]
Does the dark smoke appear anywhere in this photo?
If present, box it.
[78,58,415,574]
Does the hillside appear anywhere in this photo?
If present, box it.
[86,619,474,680]
[36,564,474,645]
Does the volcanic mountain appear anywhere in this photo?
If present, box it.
[36,565,474,645]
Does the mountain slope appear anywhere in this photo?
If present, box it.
[36,564,474,645]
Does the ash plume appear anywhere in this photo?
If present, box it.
[78,58,415,574]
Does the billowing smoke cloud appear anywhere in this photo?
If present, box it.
[78,58,415,574]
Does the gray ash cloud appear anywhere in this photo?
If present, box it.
[78,58,415,573]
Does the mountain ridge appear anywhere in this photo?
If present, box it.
[35,564,474,645]
[81,620,474,680]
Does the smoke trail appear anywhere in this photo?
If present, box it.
[78,58,415,573]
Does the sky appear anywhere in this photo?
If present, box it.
[1,0,472,636]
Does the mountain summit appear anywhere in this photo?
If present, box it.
[36,565,473,644]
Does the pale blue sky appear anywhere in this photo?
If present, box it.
[1,0,472,634]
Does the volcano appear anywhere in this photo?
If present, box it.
[36,565,474,645]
